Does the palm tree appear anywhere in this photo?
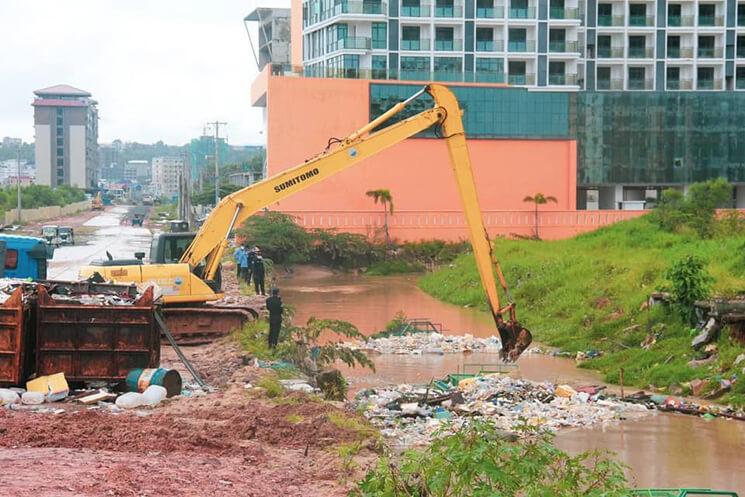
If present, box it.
[523,193,557,239]
[365,189,394,248]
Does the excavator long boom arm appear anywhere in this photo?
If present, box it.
[180,84,531,360]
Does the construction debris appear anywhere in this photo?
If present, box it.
[354,375,651,447]
[346,332,503,355]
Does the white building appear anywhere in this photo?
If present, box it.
[151,157,184,199]
[299,0,745,91]
[33,85,98,188]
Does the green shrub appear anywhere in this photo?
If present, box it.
[352,421,627,497]
[664,255,712,324]
[238,211,312,264]
[256,374,284,398]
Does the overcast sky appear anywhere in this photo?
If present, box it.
[1,0,284,146]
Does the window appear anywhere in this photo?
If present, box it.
[401,0,422,16]
[668,3,681,25]
[56,157,64,167]
[401,26,422,50]
[736,66,745,89]
[597,35,611,57]
[738,35,745,57]
[549,28,566,52]
[435,26,454,50]
[510,0,529,18]
[400,56,430,80]
[597,66,611,89]
[549,61,566,84]
[697,66,715,89]
[698,35,715,57]
[666,66,680,89]
[698,3,715,26]
[434,57,462,81]
[5,249,17,270]
[628,66,646,89]
[476,27,494,51]
[372,55,387,79]
[435,0,455,17]
[629,3,647,26]
[508,28,527,51]
[550,0,565,19]
[598,3,613,25]
[477,0,496,17]
[475,57,504,82]
[628,35,647,57]
[508,60,526,84]
[372,22,387,49]
[667,35,680,57]
[739,3,745,26]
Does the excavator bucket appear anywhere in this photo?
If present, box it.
[497,320,533,362]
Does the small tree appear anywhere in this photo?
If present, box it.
[664,255,713,324]
[523,193,557,239]
[365,189,394,249]
[237,211,311,264]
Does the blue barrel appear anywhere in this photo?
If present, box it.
[126,368,182,397]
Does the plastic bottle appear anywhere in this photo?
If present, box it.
[115,392,144,409]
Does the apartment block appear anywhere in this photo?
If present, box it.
[33,85,98,188]
[151,157,184,199]
[299,0,745,90]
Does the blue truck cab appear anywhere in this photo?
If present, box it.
[0,234,54,280]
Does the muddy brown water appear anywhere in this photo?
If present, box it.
[279,265,745,492]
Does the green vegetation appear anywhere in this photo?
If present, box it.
[665,255,713,324]
[0,184,86,216]
[365,188,394,248]
[256,374,284,398]
[352,421,628,497]
[286,413,305,424]
[419,214,745,400]
[152,202,177,220]
[237,211,467,272]
[523,192,558,239]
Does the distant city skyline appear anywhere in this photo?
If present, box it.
[1,1,266,145]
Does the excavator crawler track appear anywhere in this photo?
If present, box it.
[161,304,262,345]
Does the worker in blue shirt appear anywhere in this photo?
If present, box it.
[234,245,246,279]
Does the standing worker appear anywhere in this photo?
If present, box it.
[234,245,246,279]
[238,245,250,283]
[245,245,257,284]
[265,288,283,348]
[253,250,266,296]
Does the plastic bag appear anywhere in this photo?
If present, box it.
[141,385,167,406]
[0,388,20,406]
[21,392,45,405]
[115,392,144,409]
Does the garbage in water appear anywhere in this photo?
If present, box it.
[346,332,503,355]
[354,374,651,447]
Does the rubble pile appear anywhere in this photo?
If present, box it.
[354,375,651,447]
[347,332,503,355]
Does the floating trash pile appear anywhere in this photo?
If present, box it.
[354,375,651,447]
[346,332,503,355]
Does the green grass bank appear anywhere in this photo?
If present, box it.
[418,216,745,404]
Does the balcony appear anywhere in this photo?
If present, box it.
[628,78,654,90]
[628,46,654,58]
[507,72,536,84]
[400,38,432,50]
[697,46,724,58]
[549,7,580,19]
[597,46,624,57]
[667,47,694,58]
[549,40,580,52]
[629,15,655,27]
[434,38,464,50]
[597,15,625,26]
[698,15,724,27]
[476,39,505,51]
[401,3,432,16]
[509,6,537,18]
[597,78,624,90]
[434,4,464,16]
[329,36,372,52]
[666,78,693,90]
[433,71,466,81]
[548,72,577,85]
[667,15,695,27]
[697,78,722,90]
[476,5,506,17]
[508,39,537,51]
[475,71,506,82]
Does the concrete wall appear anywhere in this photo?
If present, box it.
[4,200,91,225]
[35,124,51,186]
[261,74,579,239]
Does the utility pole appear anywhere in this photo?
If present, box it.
[16,144,22,223]
[207,121,227,207]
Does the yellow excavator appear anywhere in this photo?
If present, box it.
[80,84,532,360]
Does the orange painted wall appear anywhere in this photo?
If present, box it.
[290,0,303,67]
[263,76,577,235]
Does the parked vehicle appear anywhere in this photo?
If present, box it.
[131,214,144,227]
[41,225,61,246]
[58,226,75,245]
[142,194,154,206]
[0,234,54,279]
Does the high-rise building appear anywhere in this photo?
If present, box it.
[151,156,184,199]
[299,0,745,91]
[33,85,98,188]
